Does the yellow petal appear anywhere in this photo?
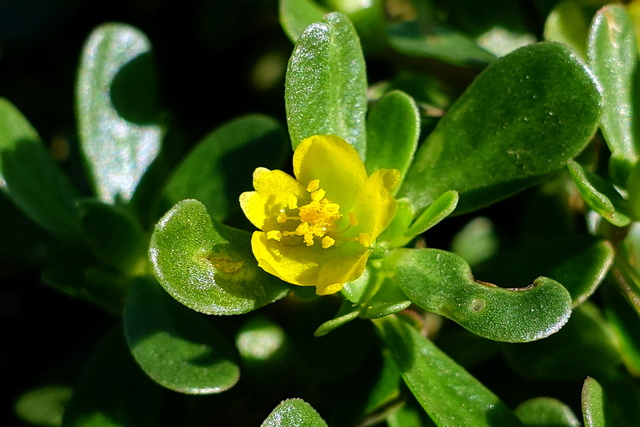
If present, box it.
[350,168,400,240]
[239,167,306,230]
[251,232,369,294]
[293,135,367,208]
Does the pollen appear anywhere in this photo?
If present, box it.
[322,236,335,249]
[358,232,372,247]
[307,179,320,192]
[288,195,298,210]
[267,230,282,241]
[277,211,288,223]
[277,179,342,249]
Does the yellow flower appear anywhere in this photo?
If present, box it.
[240,135,399,295]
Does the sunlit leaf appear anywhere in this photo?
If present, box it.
[76,23,164,203]
[285,12,367,157]
[150,199,289,315]
[399,42,601,214]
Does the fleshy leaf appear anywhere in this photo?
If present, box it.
[588,5,640,184]
[261,398,328,427]
[76,23,164,203]
[15,385,72,427]
[235,315,290,378]
[375,315,521,426]
[78,200,147,273]
[390,248,572,342]
[475,234,614,307]
[582,377,616,427]
[602,283,640,376]
[544,1,589,58]
[314,300,360,337]
[279,0,327,42]
[626,159,640,221]
[0,98,80,239]
[404,190,459,238]
[567,160,632,227]
[501,302,621,380]
[515,397,580,427]
[365,90,420,188]
[161,115,288,222]
[585,373,640,427]
[386,20,496,69]
[285,12,367,157]
[149,199,289,315]
[399,42,601,215]
[62,329,160,427]
[124,277,240,394]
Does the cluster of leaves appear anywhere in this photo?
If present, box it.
[5,0,640,426]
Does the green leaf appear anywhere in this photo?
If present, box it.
[124,277,240,394]
[515,397,580,427]
[425,0,536,58]
[602,283,640,376]
[626,158,640,221]
[501,302,621,380]
[261,398,328,427]
[399,42,602,215]
[365,90,420,187]
[314,300,360,337]
[451,217,499,267]
[161,114,288,222]
[0,98,80,239]
[475,235,614,307]
[285,12,367,157]
[62,329,160,427]
[279,0,327,42]
[76,23,164,203]
[590,373,640,427]
[15,385,72,427]
[78,200,148,273]
[567,160,632,227]
[582,377,616,427]
[404,190,459,238]
[376,315,521,427]
[386,20,496,69]
[544,1,590,58]
[588,5,640,184]
[390,248,572,342]
[377,198,415,248]
[362,352,402,416]
[235,315,291,378]
[149,199,289,315]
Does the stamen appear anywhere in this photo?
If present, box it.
[311,188,326,202]
[288,195,298,210]
[267,230,282,241]
[269,178,347,249]
[348,212,359,226]
[307,179,320,192]
[358,233,372,247]
[322,236,335,249]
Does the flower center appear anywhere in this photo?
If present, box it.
[266,179,371,249]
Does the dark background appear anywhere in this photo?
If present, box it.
[1,1,291,425]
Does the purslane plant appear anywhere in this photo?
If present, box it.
[4,1,640,426]
[240,135,399,295]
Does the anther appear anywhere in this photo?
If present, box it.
[267,230,282,241]
[358,233,372,247]
[348,212,359,226]
[307,179,320,192]
[288,195,298,210]
[322,236,335,249]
